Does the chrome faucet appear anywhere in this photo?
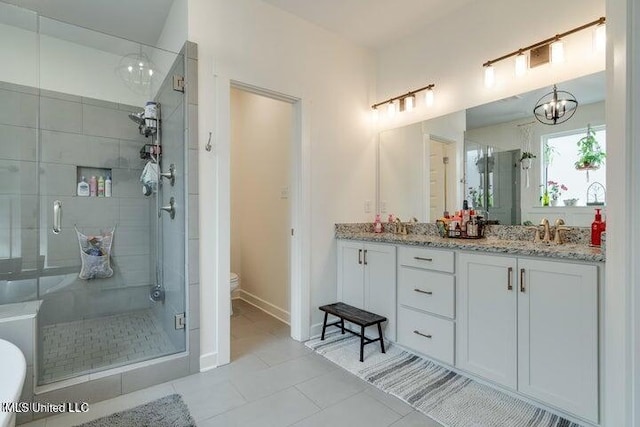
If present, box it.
[540,218,551,243]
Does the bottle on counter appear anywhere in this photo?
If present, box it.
[590,208,606,246]
[373,214,383,233]
[89,176,97,197]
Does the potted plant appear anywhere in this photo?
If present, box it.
[519,151,536,170]
[547,181,568,206]
[574,124,605,170]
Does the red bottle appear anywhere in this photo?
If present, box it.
[590,208,605,247]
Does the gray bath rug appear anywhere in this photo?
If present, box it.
[74,394,196,427]
[306,333,584,427]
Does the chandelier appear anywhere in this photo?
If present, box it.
[533,85,578,125]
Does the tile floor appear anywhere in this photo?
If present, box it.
[40,309,177,384]
[22,300,443,426]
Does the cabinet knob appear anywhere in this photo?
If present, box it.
[507,267,513,291]
[520,268,526,293]
[413,330,432,339]
[414,256,433,262]
[414,288,433,295]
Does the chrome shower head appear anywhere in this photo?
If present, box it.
[128,111,144,125]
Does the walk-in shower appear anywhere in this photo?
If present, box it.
[0,2,189,387]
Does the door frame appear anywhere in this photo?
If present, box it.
[225,80,309,343]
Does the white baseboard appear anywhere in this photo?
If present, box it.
[199,352,218,372]
[237,289,290,324]
[309,321,325,339]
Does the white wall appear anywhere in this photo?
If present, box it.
[231,88,291,318]
[188,0,376,368]
[466,101,605,221]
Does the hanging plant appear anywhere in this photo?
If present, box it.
[574,124,605,170]
[519,151,536,170]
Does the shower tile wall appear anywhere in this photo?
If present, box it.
[41,94,155,326]
[0,80,158,324]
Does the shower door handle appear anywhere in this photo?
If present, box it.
[160,197,176,220]
[160,163,176,186]
[53,200,62,234]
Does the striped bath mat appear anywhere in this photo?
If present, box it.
[306,333,584,427]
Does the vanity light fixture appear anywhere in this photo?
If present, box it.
[425,87,434,107]
[371,83,436,115]
[514,52,527,77]
[482,17,605,87]
[593,22,606,52]
[533,84,578,125]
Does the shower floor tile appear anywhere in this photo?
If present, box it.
[40,309,177,384]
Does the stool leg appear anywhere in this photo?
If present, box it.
[360,325,365,362]
[341,318,345,334]
[377,322,386,354]
[321,312,328,340]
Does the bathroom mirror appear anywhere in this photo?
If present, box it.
[378,111,465,222]
[377,71,605,226]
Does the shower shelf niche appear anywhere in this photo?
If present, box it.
[76,166,113,196]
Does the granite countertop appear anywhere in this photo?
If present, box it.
[335,228,605,263]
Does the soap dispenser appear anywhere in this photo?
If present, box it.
[374,214,383,233]
[591,208,605,246]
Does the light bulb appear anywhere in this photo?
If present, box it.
[387,101,396,118]
[425,88,434,107]
[127,65,133,72]
[484,65,495,88]
[593,23,606,52]
[405,95,415,112]
[550,39,564,64]
[515,53,527,77]
[148,69,154,76]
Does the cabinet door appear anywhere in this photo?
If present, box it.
[517,259,598,423]
[457,253,517,389]
[337,240,364,308]
[364,243,396,340]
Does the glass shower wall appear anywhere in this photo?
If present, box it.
[0,2,187,386]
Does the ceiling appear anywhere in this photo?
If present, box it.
[0,0,174,46]
[261,0,476,49]
[466,71,606,130]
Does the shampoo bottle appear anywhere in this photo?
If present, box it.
[591,208,605,246]
[97,176,105,197]
[89,176,97,197]
[105,175,112,197]
[77,176,90,197]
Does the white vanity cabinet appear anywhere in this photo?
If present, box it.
[336,240,396,340]
[457,252,599,423]
[396,246,456,365]
[457,253,518,389]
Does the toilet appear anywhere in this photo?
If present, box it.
[230,272,240,315]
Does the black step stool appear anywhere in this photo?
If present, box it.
[319,302,386,362]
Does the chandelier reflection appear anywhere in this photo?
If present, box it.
[533,85,578,125]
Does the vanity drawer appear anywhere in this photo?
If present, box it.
[397,305,454,366]
[398,246,454,273]
[398,267,454,318]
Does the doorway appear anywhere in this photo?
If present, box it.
[229,86,294,342]
[429,137,457,220]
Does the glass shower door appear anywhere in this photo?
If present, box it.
[33,16,186,385]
